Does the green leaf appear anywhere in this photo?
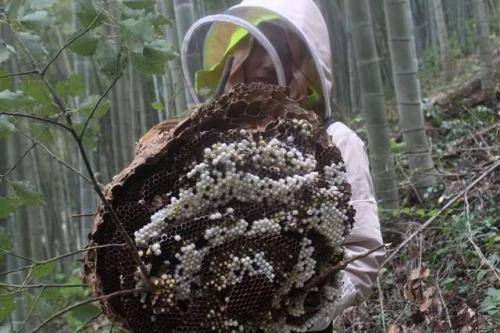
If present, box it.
[56,73,84,97]
[124,0,155,9]
[151,102,164,112]
[0,294,16,323]
[143,40,177,63]
[75,0,105,28]
[68,32,99,56]
[0,115,16,140]
[77,95,110,120]
[477,269,488,283]
[33,262,55,278]
[20,80,52,105]
[73,121,100,150]
[121,17,155,53]
[63,303,101,331]
[95,39,127,77]
[0,227,13,263]
[0,90,34,110]
[0,41,16,64]
[17,32,49,60]
[0,196,18,219]
[0,68,12,91]
[41,287,62,301]
[19,80,57,116]
[28,123,54,144]
[10,181,46,206]
[131,52,166,75]
[20,10,50,30]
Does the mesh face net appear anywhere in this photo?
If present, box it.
[84,83,355,332]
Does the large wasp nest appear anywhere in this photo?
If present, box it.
[84,83,355,332]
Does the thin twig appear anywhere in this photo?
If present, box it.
[382,160,500,267]
[0,282,87,289]
[377,276,386,331]
[20,286,45,332]
[30,288,146,333]
[0,70,39,79]
[40,14,102,76]
[0,112,72,132]
[71,213,95,218]
[20,131,92,185]
[435,265,453,331]
[0,141,38,178]
[0,247,37,263]
[464,194,500,282]
[75,310,103,333]
[0,244,126,278]
[79,72,122,139]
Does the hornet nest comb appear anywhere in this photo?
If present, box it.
[84,83,355,332]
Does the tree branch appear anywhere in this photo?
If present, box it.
[0,244,126,278]
[30,288,146,333]
[0,112,72,133]
[79,72,122,139]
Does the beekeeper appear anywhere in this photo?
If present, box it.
[178,0,386,331]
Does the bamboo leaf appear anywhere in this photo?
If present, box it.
[68,32,99,56]
[0,294,16,323]
[0,115,16,140]
[10,181,46,206]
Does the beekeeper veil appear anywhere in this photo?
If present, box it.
[181,0,333,119]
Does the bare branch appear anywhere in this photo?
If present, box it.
[30,288,146,333]
[20,131,93,185]
[0,282,87,290]
[0,247,37,263]
[40,13,103,76]
[20,286,45,332]
[79,72,122,139]
[0,69,39,79]
[75,309,103,333]
[0,112,72,133]
[0,244,126,278]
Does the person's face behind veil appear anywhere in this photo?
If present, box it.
[226,22,323,116]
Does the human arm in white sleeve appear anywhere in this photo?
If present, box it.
[310,122,386,331]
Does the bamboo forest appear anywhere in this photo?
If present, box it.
[0,0,498,332]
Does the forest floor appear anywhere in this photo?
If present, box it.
[337,53,500,332]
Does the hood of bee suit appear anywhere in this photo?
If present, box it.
[183,0,333,119]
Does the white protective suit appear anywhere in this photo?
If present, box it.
[181,0,386,330]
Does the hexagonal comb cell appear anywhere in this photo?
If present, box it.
[84,83,354,332]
